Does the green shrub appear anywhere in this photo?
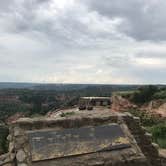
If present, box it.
[131,85,158,104]
[150,123,166,139]
[60,112,75,117]
[156,138,166,148]
[147,123,166,148]
[153,90,166,99]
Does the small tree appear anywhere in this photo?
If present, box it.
[132,85,158,104]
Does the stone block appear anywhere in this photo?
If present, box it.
[16,150,26,162]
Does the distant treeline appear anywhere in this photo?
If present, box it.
[0,82,140,90]
[121,85,166,104]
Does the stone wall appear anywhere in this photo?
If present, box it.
[0,111,165,166]
[8,113,119,166]
[0,153,15,166]
[123,112,163,166]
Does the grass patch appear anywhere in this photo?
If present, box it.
[146,123,166,148]
[60,112,75,117]
[156,138,166,148]
[30,113,44,118]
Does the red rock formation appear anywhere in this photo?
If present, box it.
[111,95,137,112]
[141,100,166,118]
[6,113,25,124]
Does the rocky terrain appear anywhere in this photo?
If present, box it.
[111,95,137,112]
[141,100,166,118]
[111,95,166,119]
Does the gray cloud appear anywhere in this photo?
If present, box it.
[0,0,13,12]
[136,50,166,59]
[103,55,133,68]
[83,0,166,41]
[0,0,114,47]
[0,0,166,83]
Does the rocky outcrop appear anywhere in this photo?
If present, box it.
[0,153,15,166]
[141,100,166,118]
[111,95,166,119]
[6,113,25,124]
[111,95,137,112]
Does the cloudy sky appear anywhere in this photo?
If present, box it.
[0,0,166,84]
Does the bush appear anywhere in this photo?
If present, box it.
[150,123,166,139]
[60,112,75,117]
[153,90,166,99]
[147,123,166,148]
[131,85,158,104]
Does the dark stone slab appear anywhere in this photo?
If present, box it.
[28,124,130,161]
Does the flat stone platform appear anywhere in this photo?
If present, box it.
[9,110,152,166]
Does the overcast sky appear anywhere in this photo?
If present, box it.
[0,0,166,84]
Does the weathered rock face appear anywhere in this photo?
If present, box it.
[16,150,26,163]
[6,113,25,124]
[111,95,137,112]
[0,110,165,166]
[141,100,166,118]
[0,152,15,166]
